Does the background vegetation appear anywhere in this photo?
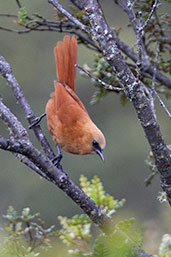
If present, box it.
[0,0,170,255]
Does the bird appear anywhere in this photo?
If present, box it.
[45,35,106,163]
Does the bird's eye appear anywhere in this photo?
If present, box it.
[92,139,99,149]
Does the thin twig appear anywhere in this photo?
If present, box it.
[48,0,89,33]
[145,169,158,186]
[15,0,22,9]
[136,10,143,82]
[0,26,31,34]
[0,14,18,18]
[124,0,149,61]
[151,42,160,89]
[153,90,171,119]
[0,11,170,88]
[75,64,124,92]
[0,55,116,234]
[141,0,158,31]
[71,0,171,207]
[151,42,171,120]
[74,30,101,52]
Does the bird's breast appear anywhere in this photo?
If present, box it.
[46,99,94,155]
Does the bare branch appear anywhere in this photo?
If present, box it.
[118,0,149,61]
[15,0,22,9]
[48,0,89,33]
[0,25,31,34]
[0,10,170,88]
[0,14,17,18]
[0,97,28,140]
[0,56,114,235]
[141,0,158,31]
[75,64,124,92]
[151,42,171,120]
[0,56,55,160]
[0,134,113,233]
[69,0,171,205]
[0,97,49,180]
[115,0,171,88]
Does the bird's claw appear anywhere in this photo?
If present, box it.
[52,153,63,168]
[29,113,46,129]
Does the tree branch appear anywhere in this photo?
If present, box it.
[48,0,89,33]
[75,64,124,92]
[52,0,171,204]
[0,134,114,232]
[0,56,115,234]
[0,56,55,160]
[151,42,171,120]
[0,8,170,88]
[0,135,153,257]
[0,2,160,255]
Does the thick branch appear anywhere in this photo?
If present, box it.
[0,135,113,232]
[0,98,50,180]
[0,135,153,257]
[116,37,171,88]
[0,12,170,88]
[54,0,171,204]
[0,57,113,234]
[0,56,55,160]
[0,3,158,255]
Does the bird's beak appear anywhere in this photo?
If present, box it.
[94,148,104,162]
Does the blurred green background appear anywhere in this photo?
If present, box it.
[0,0,170,255]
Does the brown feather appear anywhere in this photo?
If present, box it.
[54,35,77,91]
[54,42,65,83]
[46,36,106,157]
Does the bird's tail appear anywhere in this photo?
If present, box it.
[54,35,77,92]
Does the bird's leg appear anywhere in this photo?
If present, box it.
[52,145,63,168]
[29,113,46,129]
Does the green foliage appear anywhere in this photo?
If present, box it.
[92,234,111,257]
[17,7,27,26]
[133,0,171,84]
[0,237,39,257]
[158,234,171,257]
[0,206,54,257]
[80,175,125,214]
[116,218,142,247]
[81,56,123,105]
[58,215,91,246]
[78,0,171,105]
[0,175,127,256]
[92,233,137,257]
[57,176,132,256]
[0,176,169,257]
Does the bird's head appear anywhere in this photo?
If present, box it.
[92,131,106,162]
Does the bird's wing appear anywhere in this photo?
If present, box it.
[64,83,88,114]
[53,80,88,114]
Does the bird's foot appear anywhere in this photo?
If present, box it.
[29,113,46,129]
[52,151,63,169]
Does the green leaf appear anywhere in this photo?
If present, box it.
[80,175,124,214]
[17,7,27,26]
[93,234,110,257]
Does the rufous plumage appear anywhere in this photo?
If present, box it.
[46,36,106,161]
